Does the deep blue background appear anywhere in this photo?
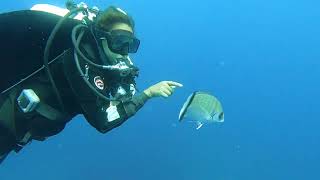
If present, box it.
[1,0,320,180]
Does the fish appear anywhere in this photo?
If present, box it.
[179,91,224,129]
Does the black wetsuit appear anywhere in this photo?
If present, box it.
[0,10,149,163]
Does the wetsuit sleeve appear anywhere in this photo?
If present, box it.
[121,92,150,118]
[83,92,150,134]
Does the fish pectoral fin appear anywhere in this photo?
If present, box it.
[196,122,203,130]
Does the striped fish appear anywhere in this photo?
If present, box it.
[179,91,224,129]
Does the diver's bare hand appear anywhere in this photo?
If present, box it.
[144,81,183,98]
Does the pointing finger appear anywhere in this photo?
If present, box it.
[165,81,183,88]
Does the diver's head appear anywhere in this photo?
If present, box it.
[96,6,135,33]
[95,6,140,58]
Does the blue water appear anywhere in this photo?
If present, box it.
[1,0,320,179]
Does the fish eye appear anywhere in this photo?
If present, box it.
[218,112,224,121]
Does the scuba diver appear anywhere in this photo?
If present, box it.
[0,1,182,164]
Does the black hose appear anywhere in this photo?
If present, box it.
[43,7,86,112]
[71,24,106,69]
[73,28,118,102]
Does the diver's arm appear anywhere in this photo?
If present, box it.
[85,81,182,134]
[121,80,183,116]
[87,92,150,134]
[120,92,150,117]
[117,81,183,118]
[143,81,183,98]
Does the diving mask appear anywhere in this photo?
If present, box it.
[95,29,140,55]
